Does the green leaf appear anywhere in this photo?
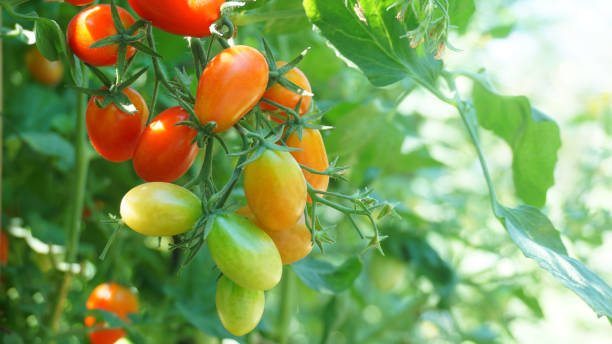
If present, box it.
[292,256,362,294]
[303,0,442,87]
[449,0,476,34]
[20,132,75,171]
[34,18,63,61]
[472,77,561,208]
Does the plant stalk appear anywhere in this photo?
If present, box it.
[278,266,295,344]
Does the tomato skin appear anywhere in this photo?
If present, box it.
[132,107,199,182]
[216,276,264,336]
[25,47,64,85]
[368,253,406,292]
[237,207,312,265]
[85,283,139,344]
[285,128,329,202]
[120,182,202,236]
[261,61,312,123]
[0,230,8,266]
[207,213,282,291]
[65,0,95,5]
[127,0,224,37]
[86,87,148,162]
[244,149,306,231]
[67,5,136,66]
[194,46,269,133]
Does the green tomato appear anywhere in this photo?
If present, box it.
[120,182,202,236]
[216,275,264,336]
[207,213,282,290]
[368,252,406,292]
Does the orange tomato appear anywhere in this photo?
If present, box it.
[25,47,64,85]
[85,283,139,344]
[261,61,312,123]
[285,128,329,202]
[194,46,269,133]
[0,230,8,266]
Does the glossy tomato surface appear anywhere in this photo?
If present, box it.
[261,61,312,123]
[244,149,306,231]
[25,47,64,85]
[216,275,264,336]
[127,0,224,37]
[67,5,136,66]
[132,107,199,182]
[285,128,329,202]
[194,46,269,133]
[86,87,148,162]
[207,213,282,290]
[238,207,312,265]
[85,283,139,344]
[65,0,95,5]
[120,182,202,236]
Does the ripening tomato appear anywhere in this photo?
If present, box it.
[67,5,136,66]
[207,213,282,290]
[126,0,224,37]
[65,0,95,5]
[216,275,264,336]
[120,182,202,236]
[85,283,139,344]
[238,207,313,265]
[86,87,148,162]
[0,230,8,266]
[244,149,306,231]
[132,107,199,182]
[25,47,64,85]
[194,46,269,133]
[285,128,329,202]
[261,61,312,123]
[368,252,406,292]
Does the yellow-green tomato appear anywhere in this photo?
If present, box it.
[368,252,406,292]
[243,149,306,231]
[216,276,264,336]
[120,182,202,236]
[207,213,282,290]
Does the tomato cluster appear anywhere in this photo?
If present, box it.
[85,283,139,344]
[64,0,332,338]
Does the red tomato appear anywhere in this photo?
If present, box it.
[194,46,269,133]
[243,149,306,231]
[25,47,64,86]
[127,0,224,37]
[261,61,312,123]
[0,230,8,266]
[285,128,329,202]
[86,87,148,162]
[65,0,95,5]
[67,5,136,66]
[85,283,139,344]
[132,107,199,182]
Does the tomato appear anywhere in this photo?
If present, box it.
[132,107,199,182]
[25,47,64,85]
[260,61,312,123]
[207,213,282,290]
[126,0,224,37]
[67,5,137,66]
[86,87,148,162]
[85,283,139,344]
[65,0,95,5]
[244,149,306,231]
[285,128,329,202]
[194,46,269,133]
[216,275,264,336]
[237,207,313,265]
[120,182,202,236]
[368,252,406,292]
[0,230,8,266]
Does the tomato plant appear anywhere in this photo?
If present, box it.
[126,0,224,37]
[207,213,282,291]
[67,4,136,66]
[244,149,306,231]
[261,61,312,122]
[194,45,269,133]
[120,182,202,236]
[85,283,139,344]
[132,106,199,182]
[86,87,148,162]
[24,46,63,86]
[216,275,264,337]
[65,0,95,5]
[285,128,329,202]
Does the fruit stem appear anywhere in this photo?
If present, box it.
[278,266,295,344]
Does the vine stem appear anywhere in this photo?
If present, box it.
[50,68,90,333]
[278,266,295,344]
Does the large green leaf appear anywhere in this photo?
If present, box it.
[303,0,442,87]
[472,78,561,208]
[293,256,362,294]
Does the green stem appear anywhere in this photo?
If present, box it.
[278,266,295,344]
